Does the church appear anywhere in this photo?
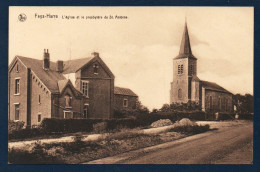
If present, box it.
[170,22,233,113]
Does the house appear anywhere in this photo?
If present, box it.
[114,87,138,110]
[9,50,137,127]
[170,21,233,113]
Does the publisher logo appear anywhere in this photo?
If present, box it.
[18,13,27,22]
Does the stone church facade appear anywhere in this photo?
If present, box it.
[170,22,233,113]
[9,50,138,127]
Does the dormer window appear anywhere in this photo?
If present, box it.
[93,64,99,74]
[65,94,72,108]
[178,64,183,74]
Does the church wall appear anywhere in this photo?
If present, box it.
[188,59,197,76]
[170,58,189,103]
[204,89,233,113]
[191,80,200,102]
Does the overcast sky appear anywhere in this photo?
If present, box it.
[9,7,254,110]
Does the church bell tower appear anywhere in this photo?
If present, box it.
[170,21,198,104]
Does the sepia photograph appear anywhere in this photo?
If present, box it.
[8,6,253,164]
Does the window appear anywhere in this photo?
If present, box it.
[178,89,182,99]
[83,105,88,118]
[38,95,41,104]
[209,96,213,110]
[81,81,89,97]
[178,64,184,74]
[16,63,19,72]
[15,78,20,95]
[123,99,128,107]
[93,64,99,74]
[218,97,221,110]
[226,99,228,111]
[14,104,20,120]
[64,111,73,119]
[38,114,41,122]
[65,95,72,108]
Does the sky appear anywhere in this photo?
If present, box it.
[9,7,254,110]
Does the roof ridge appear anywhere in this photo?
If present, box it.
[63,56,93,62]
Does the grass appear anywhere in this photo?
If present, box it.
[8,124,211,164]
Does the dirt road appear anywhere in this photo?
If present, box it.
[86,121,253,164]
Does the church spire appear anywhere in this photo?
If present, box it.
[179,20,192,55]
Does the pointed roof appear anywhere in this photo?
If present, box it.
[201,80,232,94]
[114,87,138,97]
[14,56,66,93]
[58,79,83,97]
[62,57,93,74]
[174,21,197,60]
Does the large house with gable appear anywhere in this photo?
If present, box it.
[170,21,233,113]
[8,50,138,127]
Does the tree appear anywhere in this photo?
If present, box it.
[233,93,253,113]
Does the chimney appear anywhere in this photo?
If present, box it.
[43,49,50,70]
[56,60,63,73]
[91,52,99,58]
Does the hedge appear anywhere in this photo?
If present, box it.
[9,111,243,140]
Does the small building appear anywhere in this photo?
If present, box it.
[114,87,138,110]
[170,21,233,113]
[9,50,138,127]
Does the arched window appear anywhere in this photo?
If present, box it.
[178,89,182,99]
[65,94,72,108]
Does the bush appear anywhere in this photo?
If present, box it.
[93,122,107,133]
[169,118,210,134]
[175,118,197,126]
[8,120,25,134]
[8,128,44,140]
[170,124,210,134]
[238,113,253,120]
[151,119,173,128]
[8,142,63,164]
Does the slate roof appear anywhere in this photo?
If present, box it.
[114,87,138,97]
[174,22,197,60]
[62,57,93,74]
[17,56,66,93]
[201,80,232,94]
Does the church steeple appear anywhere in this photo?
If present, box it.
[179,21,192,55]
[175,20,196,60]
